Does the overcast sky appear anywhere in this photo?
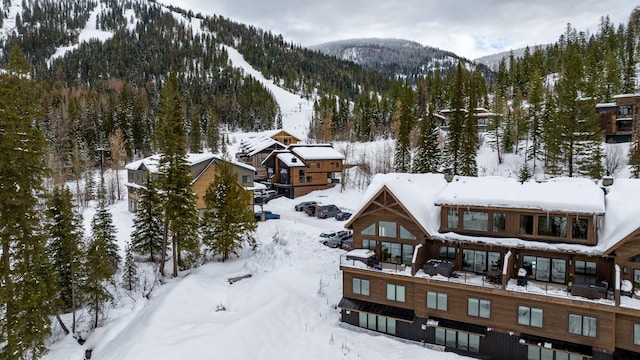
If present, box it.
[163,0,636,59]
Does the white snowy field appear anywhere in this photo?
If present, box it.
[43,183,470,360]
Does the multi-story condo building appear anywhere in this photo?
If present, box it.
[236,129,301,181]
[262,143,344,199]
[596,94,640,143]
[339,173,640,359]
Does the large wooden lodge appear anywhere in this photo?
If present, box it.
[339,174,640,359]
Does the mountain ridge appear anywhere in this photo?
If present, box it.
[310,37,494,81]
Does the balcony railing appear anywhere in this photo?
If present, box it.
[340,254,616,305]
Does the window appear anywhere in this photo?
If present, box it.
[439,246,456,260]
[361,223,375,235]
[434,328,480,353]
[306,176,312,183]
[634,324,640,346]
[363,239,376,250]
[299,176,305,183]
[619,105,633,115]
[574,260,596,276]
[400,225,416,240]
[381,242,413,265]
[527,346,586,360]
[379,221,396,237]
[427,291,448,311]
[518,306,543,328]
[568,314,596,337]
[468,298,491,318]
[523,256,566,283]
[493,212,506,232]
[463,249,500,273]
[520,215,534,234]
[241,175,251,183]
[572,218,589,240]
[538,215,567,238]
[386,284,405,302]
[298,169,305,176]
[463,211,489,231]
[447,208,459,229]
[352,278,370,296]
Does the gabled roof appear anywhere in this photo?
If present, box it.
[125,153,256,174]
[262,128,302,141]
[276,153,305,167]
[345,173,447,235]
[239,136,285,156]
[600,179,640,254]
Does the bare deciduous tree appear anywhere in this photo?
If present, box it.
[604,145,625,177]
[108,128,127,201]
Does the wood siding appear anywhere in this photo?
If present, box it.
[192,162,253,209]
[343,267,621,354]
[440,206,598,246]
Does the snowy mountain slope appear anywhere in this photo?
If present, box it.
[311,38,493,80]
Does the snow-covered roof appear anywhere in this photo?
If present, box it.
[596,102,616,108]
[276,153,305,167]
[435,176,605,214]
[290,145,345,160]
[125,153,256,173]
[239,136,284,156]
[348,173,448,235]
[612,93,640,99]
[616,117,633,122]
[261,128,302,141]
[350,174,640,256]
[599,179,640,254]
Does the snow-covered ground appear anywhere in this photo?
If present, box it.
[43,183,470,360]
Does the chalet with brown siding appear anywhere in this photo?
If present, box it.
[339,173,640,359]
[125,153,256,213]
[262,143,344,199]
[236,129,301,181]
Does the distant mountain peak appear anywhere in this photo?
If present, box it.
[310,37,492,81]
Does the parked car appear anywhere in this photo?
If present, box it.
[264,190,277,200]
[335,212,352,221]
[324,235,345,248]
[316,204,341,219]
[319,230,351,244]
[295,201,318,211]
[254,210,280,221]
[341,238,354,251]
[304,204,317,216]
[319,231,337,240]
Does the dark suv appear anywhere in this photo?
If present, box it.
[316,204,340,219]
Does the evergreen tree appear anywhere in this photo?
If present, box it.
[46,185,85,333]
[444,60,466,175]
[459,69,480,176]
[526,69,546,175]
[0,45,57,359]
[130,175,164,263]
[201,161,257,262]
[156,72,201,277]
[92,178,121,273]
[392,85,415,173]
[205,107,220,153]
[122,242,138,291]
[412,105,441,173]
